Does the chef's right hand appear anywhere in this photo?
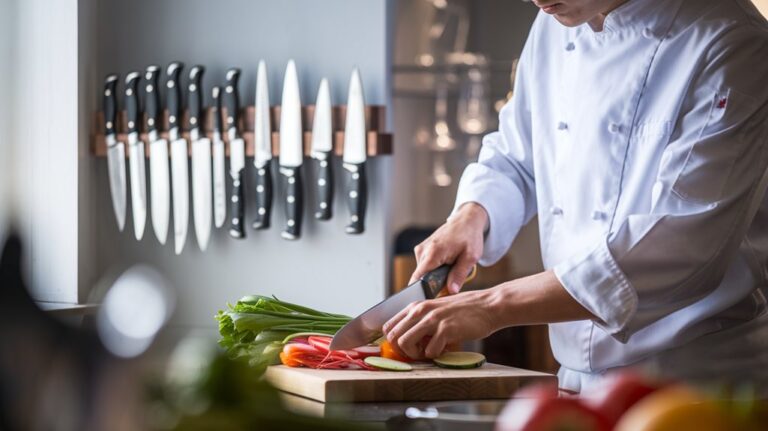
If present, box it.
[410,202,489,294]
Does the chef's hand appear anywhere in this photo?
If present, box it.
[411,202,489,295]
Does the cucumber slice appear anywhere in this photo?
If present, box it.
[364,356,413,372]
[433,351,486,369]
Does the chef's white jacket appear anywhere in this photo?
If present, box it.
[454,0,768,392]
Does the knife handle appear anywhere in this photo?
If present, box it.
[343,162,367,234]
[103,74,119,136]
[281,166,303,240]
[166,61,184,134]
[229,168,246,239]
[125,72,141,135]
[188,65,205,136]
[145,65,161,134]
[314,154,333,220]
[421,265,452,299]
[252,160,273,230]
[224,68,241,139]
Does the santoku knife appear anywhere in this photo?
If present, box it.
[252,60,273,230]
[103,74,127,232]
[125,71,147,241]
[279,60,304,240]
[189,65,212,251]
[167,61,189,254]
[211,86,226,228]
[224,68,246,239]
[311,78,333,221]
[146,65,171,245]
[342,68,367,234]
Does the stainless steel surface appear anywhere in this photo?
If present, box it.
[342,68,367,164]
[279,60,303,168]
[127,135,147,240]
[106,135,127,232]
[311,78,333,155]
[254,60,272,168]
[170,137,189,254]
[149,138,170,243]
[191,137,212,251]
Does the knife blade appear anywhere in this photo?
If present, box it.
[225,67,246,239]
[167,61,189,254]
[103,74,127,232]
[211,86,227,229]
[311,78,333,221]
[342,68,367,235]
[125,71,147,241]
[329,265,453,351]
[279,60,304,240]
[252,60,273,230]
[146,65,171,245]
[189,65,212,251]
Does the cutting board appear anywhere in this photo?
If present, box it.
[265,363,555,403]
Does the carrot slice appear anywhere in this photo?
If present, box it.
[380,340,413,363]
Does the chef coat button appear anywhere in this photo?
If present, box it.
[565,42,575,51]
[591,210,606,220]
[557,121,568,131]
[550,206,563,216]
[642,28,656,39]
[608,122,621,134]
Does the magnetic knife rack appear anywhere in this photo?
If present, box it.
[91,105,392,157]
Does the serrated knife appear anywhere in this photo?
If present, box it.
[311,78,333,221]
[224,68,246,239]
[252,60,273,230]
[167,61,189,254]
[279,60,303,240]
[146,65,170,245]
[343,68,367,234]
[125,71,147,240]
[103,74,127,232]
[211,86,226,228]
[189,65,212,251]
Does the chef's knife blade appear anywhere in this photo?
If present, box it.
[211,86,226,228]
[225,68,246,239]
[329,265,452,351]
[342,68,367,235]
[311,78,333,221]
[167,61,189,255]
[279,60,304,240]
[125,71,147,241]
[252,60,273,230]
[189,65,212,251]
[103,74,127,232]
[146,65,171,245]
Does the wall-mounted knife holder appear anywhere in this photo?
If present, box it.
[91,105,392,157]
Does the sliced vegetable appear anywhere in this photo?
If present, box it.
[380,340,413,362]
[433,351,486,369]
[352,345,381,358]
[364,356,413,372]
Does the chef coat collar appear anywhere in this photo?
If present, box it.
[598,0,684,36]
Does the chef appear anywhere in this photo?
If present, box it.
[383,0,768,393]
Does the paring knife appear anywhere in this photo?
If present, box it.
[342,68,367,234]
[103,74,127,232]
[224,68,246,239]
[167,61,189,254]
[125,71,147,241]
[189,65,212,251]
[146,65,171,245]
[279,60,304,240]
[211,86,226,228]
[311,78,333,221]
[329,265,477,351]
[252,60,273,230]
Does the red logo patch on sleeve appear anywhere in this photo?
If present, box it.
[717,97,727,109]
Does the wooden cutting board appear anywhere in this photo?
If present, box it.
[265,363,555,403]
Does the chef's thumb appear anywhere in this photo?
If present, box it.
[446,258,474,295]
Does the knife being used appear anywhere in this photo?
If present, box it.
[146,65,171,245]
[125,71,147,241]
[252,60,273,230]
[189,65,212,251]
[211,86,226,228]
[167,61,189,254]
[224,68,246,239]
[279,60,304,240]
[342,68,367,234]
[311,78,333,221]
[103,74,127,232]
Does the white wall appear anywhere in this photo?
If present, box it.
[0,0,13,242]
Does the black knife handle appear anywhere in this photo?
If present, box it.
[188,65,205,135]
[343,162,367,234]
[125,72,141,135]
[229,168,246,239]
[166,61,184,132]
[421,265,452,299]
[144,65,161,133]
[103,74,118,136]
[281,166,303,240]
[212,86,223,136]
[252,160,273,230]
[224,68,241,138]
[314,154,333,220]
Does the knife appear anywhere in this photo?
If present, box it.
[279,60,304,240]
[329,265,477,351]
[252,60,273,230]
[167,61,189,254]
[125,72,147,241]
[311,78,333,221]
[189,65,212,251]
[146,65,171,245]
[225,68,246,239]
[211,86,227,228]
[342,68,367,234]
[103,74,127,232]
